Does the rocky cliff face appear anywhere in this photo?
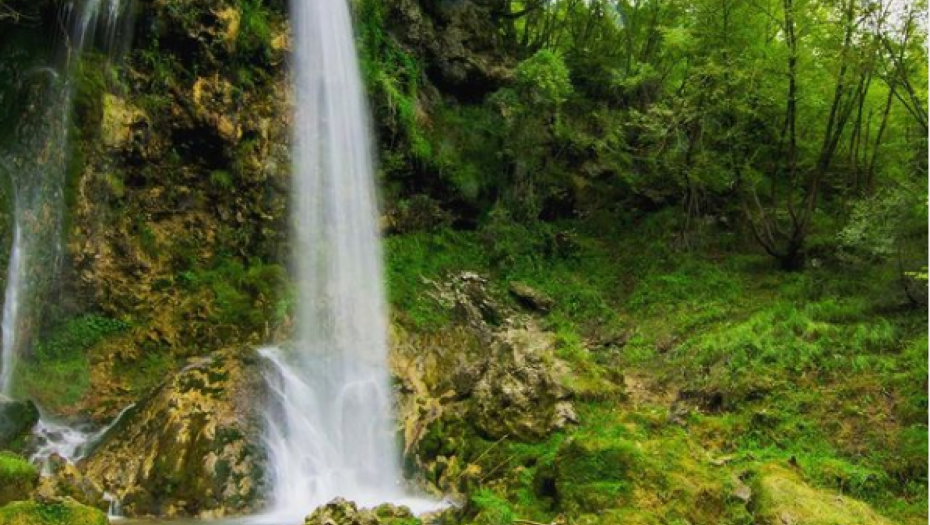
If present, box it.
[61,0,292,415]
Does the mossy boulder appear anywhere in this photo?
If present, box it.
[304,498,419,525]
[0,399,39,451]
[33,458,106,513]
[752,464,896,525]
[78,348,266,518]
[552,437,643,513]
[391,273,581,494]
[0,453,38,506]
[0,500,107,525]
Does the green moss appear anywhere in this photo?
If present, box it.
[238,0,274,60]
[752,464,896,525]
[0,453,38,506]
[385,230,485,330]
[471,489,516,525]
[0,501,108,525]
[181,258,290,333]
[14,315,129,410]
[553,436,642,512]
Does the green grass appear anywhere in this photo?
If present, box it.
[387,216,926,525]
[0,452,37,505]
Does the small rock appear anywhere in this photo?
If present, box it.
[732,483,752,504]
[509,281,555,313]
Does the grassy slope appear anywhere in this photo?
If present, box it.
[385,213,928,524]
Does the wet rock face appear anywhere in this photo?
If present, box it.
[0,399,39,452]
[78,349,266,518]
[33,457,107,513]
[392,272,577,493]
[69,0,292,415]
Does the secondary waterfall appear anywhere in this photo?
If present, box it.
[0,0,132,396]
[258,0,440,520]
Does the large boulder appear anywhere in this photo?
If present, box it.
[0,399,38,452]
[79,348,266,518]
[392,272,580,494]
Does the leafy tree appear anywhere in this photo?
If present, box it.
[491,50,573,220]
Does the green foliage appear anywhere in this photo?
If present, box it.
[385,230,485,330]
[180,258,290,334]
[513,50,572,110]
[237,0,274,59]
[14,315,129,410]
[357,0,428,159]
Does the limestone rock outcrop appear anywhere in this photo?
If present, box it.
[392,272,580,494]
[78,348,266,518]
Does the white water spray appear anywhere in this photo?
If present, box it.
[257,0,442,520]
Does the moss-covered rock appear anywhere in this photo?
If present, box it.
[0,500,107,525]
[391,272,585,496]
[0,399,38,452]
[384,0,514,99]
[304,498,419,525]
[552,436,642,513]
[0,453,38,506]
[78,348,266,518]
[752,464,896,525]
[33,458,106,513]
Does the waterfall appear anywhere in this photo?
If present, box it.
[0,0,132,396]
[257,0,441,520]
[0,225,23,396]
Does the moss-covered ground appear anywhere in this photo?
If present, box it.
[0,501,107,525]
[385,213,927,525]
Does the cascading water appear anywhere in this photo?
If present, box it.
[30,403,136,473]
[257,0,442,521]
[0,225,23,396]
[0,0,131,397]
